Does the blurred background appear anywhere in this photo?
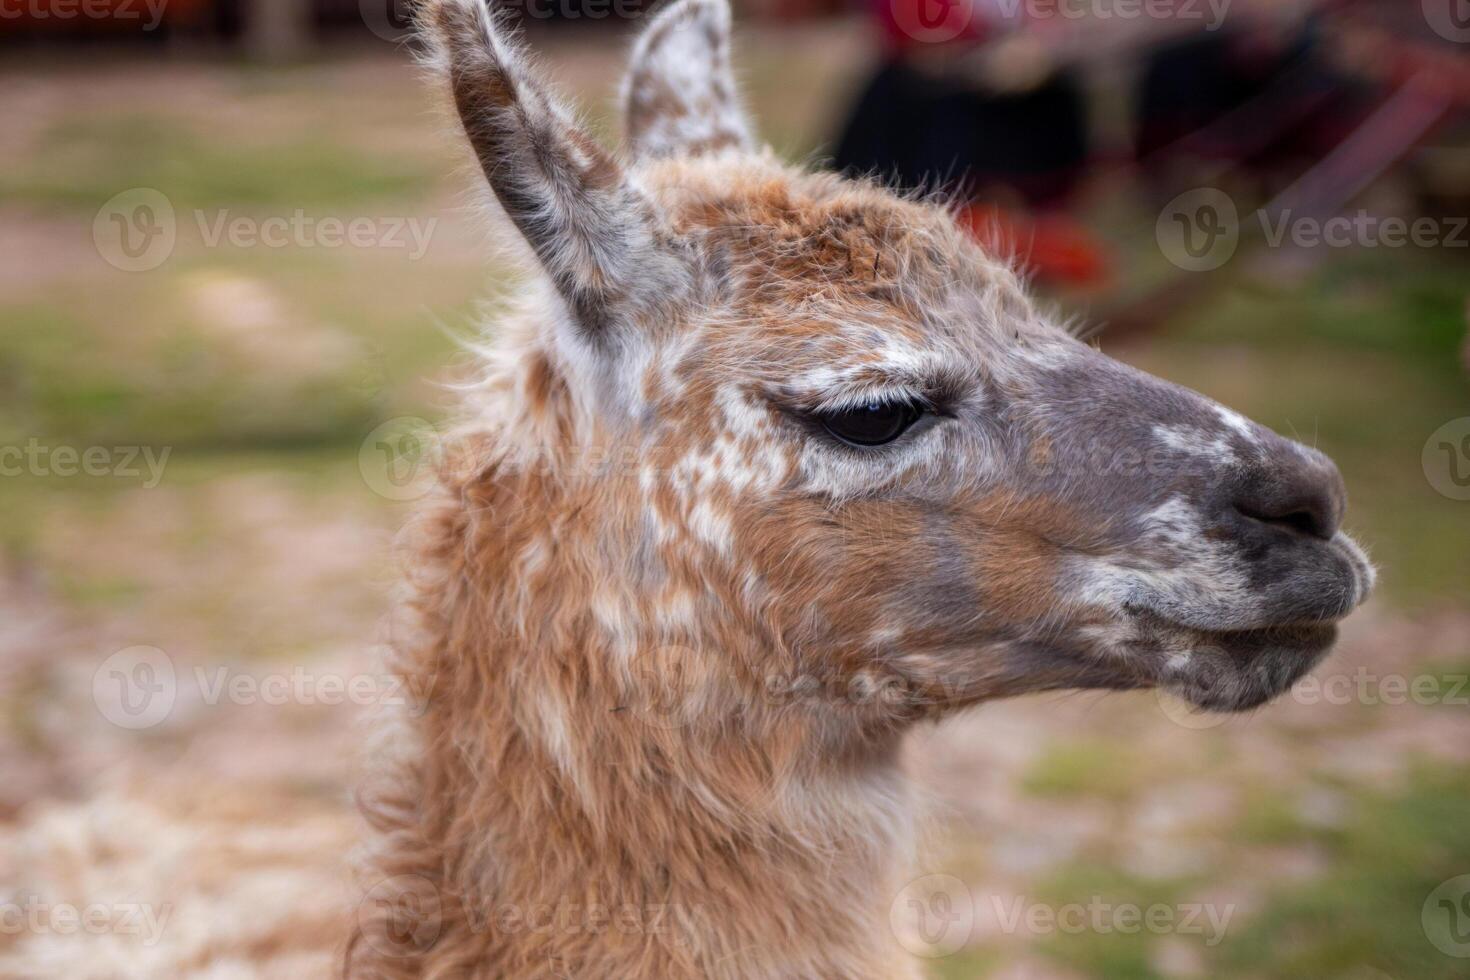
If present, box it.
[2,0,1469,977]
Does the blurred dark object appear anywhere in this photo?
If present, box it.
[833,60,1089,209]
[1132,23,1375,199]
[832,0,1100,284]
[831,0,1470,291]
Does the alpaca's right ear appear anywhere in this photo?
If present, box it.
[623,0,753,160]
[419,0,665,337]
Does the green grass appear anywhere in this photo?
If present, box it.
[1032,866,1194,980]
[0,298,382,449]
[1217,764,1470,980]
[1021,739,1152,803]
[0,114,434,213]
[1017,764,1470,979]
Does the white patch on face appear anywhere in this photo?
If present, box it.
[1212,403,1260,445]
[1139,496,1205,548]
[1069,495,1253,632]
[1152,423,1237,465]
[657,385,781,508]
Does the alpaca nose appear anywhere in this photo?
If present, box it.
[1226,440,1345,542]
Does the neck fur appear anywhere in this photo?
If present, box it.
[351,340,924,979]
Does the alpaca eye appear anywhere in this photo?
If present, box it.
[817,400,924,447]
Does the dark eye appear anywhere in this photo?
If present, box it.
[817,400,925,447]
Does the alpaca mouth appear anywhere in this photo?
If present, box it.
[1106,533,1372,712]
[1137,613,1341,712]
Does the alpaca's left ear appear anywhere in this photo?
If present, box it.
[420,0,671,337]
[623,0,754,160]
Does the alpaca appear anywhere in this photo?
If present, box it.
[347,1,1377,976]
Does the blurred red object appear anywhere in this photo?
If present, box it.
[961,203,1110,289]
[0,0,208,31]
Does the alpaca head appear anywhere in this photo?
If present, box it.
[421,0,1374,738]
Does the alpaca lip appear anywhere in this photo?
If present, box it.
[1151,618,1342,712]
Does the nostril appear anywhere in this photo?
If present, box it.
[1238,505,1327,540]
[1233,493,1338,541]
[1222,436,1347,542]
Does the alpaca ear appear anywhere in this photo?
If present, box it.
[623,0,754,160]
[420,0,663,335]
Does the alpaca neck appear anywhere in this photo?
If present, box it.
[398,587,922,977]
